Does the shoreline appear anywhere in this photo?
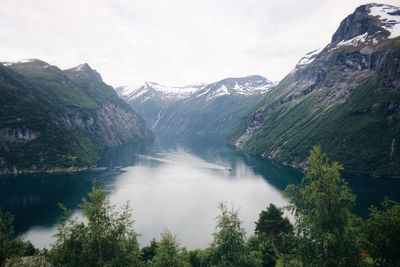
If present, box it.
[227,141,400,180]
[0,166,94,176]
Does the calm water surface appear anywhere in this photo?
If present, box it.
[1,135,399,249]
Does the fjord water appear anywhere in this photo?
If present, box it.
[1,135,400,249]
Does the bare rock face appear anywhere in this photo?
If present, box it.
[0,127,40,142]
[147,75,275,135]
[95,101,151,146]
[331,5,380,44]
[230,3,400,177]
[331,4,400,44]
[0,60,153,173]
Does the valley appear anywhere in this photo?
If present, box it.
[118,75,275,135]
[2,135,399,250]
[1,2,400,266]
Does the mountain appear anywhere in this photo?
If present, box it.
[153,75,274,134]
[229,3,400,177]
[0,59,153,174]
[119,76,274,134]
[116,82,206,128]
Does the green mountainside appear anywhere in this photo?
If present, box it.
[120,76,275,135]
[0,60,152,174]
[230,4,400,177]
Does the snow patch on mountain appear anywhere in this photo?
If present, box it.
[328,4,400,50]
[117,76,274,103]
[336,32,369,47]
[297,48,322,67]
[206,85,229,101]
[196,75,274,101]
[369,4,400,39]
[75,64,85,72]
[117,82,207,102]
[2,59,44,66]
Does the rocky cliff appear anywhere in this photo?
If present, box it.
[230,3,400,177]
[0,60,152,174]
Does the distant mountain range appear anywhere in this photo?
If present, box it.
[0,59,152,174]
[2,3,399,177]
[116,82,207,128]
[229,3,400,177]
[117,75,275,134]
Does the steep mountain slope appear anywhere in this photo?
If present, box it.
[230,3,400,177]
[154,75,274,134]
[0,59,152,173]
[117,82,206,128]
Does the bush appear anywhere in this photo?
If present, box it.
[364,199,400,267]
[49,185,142,267]
[151,230,189,267]
[0,209,38,266]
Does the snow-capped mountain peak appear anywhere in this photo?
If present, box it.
[194,75,275,101]
[330,3,400,47]
[116,75,275,104]
[368,3,400,39]
[116,82,207,103]
[293,3,400,70]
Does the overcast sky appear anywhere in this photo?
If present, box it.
[0,0,398,87]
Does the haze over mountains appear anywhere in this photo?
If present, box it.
[116,3,400,177]
[1,3,400,177]
[117,75,275,134]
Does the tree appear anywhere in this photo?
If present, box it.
[285,146,361,267]
[0,209,38,266]
[364,199,400,267]
[188,249,204,267]
[246,236,278,267]
[151,230,189,267]
[49,184,142,267]
[206,202,248,266]
[255,203,293,252]
[141,239,158,264]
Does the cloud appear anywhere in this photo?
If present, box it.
[0,0,398,87]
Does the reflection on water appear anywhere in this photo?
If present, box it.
[1,134,399,249]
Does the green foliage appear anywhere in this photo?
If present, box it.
[245,236,278,267]
[363,199,400,267]
[234,79,400,177]
[151,230,189,267]
[0,62,148,173]
[49,185,142,267]
[259,241,278,267]
[155,94,265,135]
[188,249,204,267]
[255,203,293,252]
[3,147,400,266]
[141,239,159,264]
[4,256,53,267]
[0,209,38,265]
[285,146,362,267]
[205,202,248,266]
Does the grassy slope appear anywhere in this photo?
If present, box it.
[0,65,98,171]
[230,39,400,177]
[242,81,400,176]
[0,62,147,173]
[156,95,263,135]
